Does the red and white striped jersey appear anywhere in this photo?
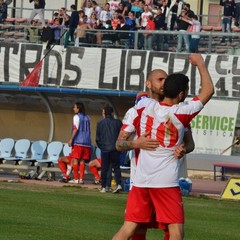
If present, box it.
[133,97,203,188]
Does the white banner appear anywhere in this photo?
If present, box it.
[190,100,239,155]
[1,43,240,98]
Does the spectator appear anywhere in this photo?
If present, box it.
[189,15,201,53]
[29,0,46,27]
[145,0,153,7]
[108,0,120,12]
[75,15,92,47]
[78,10,85,24]
[87,12,100,45]
[95,19,114,46]
[178,12,201,53]
[88,12,98,28]
[235,0,240,26]
[26,20,41,43]
[117,15,132,48]
[115,2,128,16]
[51,18,65,45]
[96,105,123,193]
[176,9,191,52]
[125,11,137,48]
[81,0,94,18]
[153,7,166,51]
[111,11,121,30]
[121,0,132,11]
[183,3,195,18]
[53,11,59,19]
[0,0,8,23]
[220,0,236,43]
[131,0,144,18]
[166,0,183,32]
[58,7,70,26]
[137,3,152,49]
[92,0,102,20]
[64,4,79,48]
[40,21,54,49]
[99,3,112,27]
[143,15,155,50]
[141,4,153,28]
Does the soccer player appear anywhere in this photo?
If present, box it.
[116,71,194,240]
[88,157,102,184]
[58,102,91,184]
[112,54,214,240]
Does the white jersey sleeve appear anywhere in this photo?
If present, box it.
[121,107,137,133]
[73,115,79,130]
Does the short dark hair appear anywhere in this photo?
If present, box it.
[164,73,189,98]
[193,15,198,20]
[71,4,77,10]
[103,105,113,116]
[75,102,86,115]
[118,15,125,23]
[188,12,194,18]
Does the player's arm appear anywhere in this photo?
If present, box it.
[116,131,159,152]
[116,130,134,152]
[68,115,79,147]
[189,54,214,105]
[68,128,77,147]
[174,130,195,159]
[183,130,195,154]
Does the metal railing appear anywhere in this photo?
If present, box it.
[0,20,239,55]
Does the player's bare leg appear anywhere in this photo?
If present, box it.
[168,223,184,240]
[112,221,140,240]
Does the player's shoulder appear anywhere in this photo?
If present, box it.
[73,114,79,119]
[177,97,202,108]
[135,97,155,109]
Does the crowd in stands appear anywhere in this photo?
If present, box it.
[0,0,11,23]
[0,0,240,53]
[44,0,240,52]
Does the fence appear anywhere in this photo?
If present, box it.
[1,18,239,55]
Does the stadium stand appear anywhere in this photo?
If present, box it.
[0,16,239,54]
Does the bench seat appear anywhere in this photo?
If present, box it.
[213,163,240,181]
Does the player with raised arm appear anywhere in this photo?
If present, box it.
[113,54,214,240]
[116,70,194,240]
